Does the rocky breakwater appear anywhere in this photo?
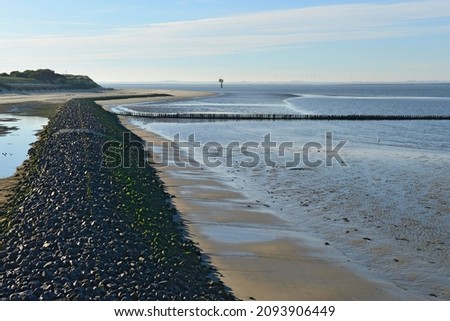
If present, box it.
[0,99,235,300]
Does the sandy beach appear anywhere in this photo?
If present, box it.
[117,117,420,300]
[0,88,214,116]
[98,89,215,109]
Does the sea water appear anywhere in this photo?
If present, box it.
[0,114,48,178]
[114,83,450,299]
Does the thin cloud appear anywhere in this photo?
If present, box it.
[2,0,450,64]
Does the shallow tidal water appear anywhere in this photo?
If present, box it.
[0,114,48,178]
[115,83,450,299]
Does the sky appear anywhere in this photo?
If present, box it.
[1,0,450,83]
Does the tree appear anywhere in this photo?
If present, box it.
[219,78,224,88]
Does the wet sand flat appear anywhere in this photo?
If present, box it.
[118,117,419,300]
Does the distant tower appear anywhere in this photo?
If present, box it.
[219,78,224,88]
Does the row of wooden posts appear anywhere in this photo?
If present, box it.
[117,111,450,121]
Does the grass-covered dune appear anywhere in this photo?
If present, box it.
[0,69,100,91]
[0,98,235,300]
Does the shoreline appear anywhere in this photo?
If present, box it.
[0,88,215,117]
[98,89,216,109]
[117,116,419,300]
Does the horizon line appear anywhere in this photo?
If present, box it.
[99,80,450,85]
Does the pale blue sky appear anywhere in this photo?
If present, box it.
[1,0,450,83]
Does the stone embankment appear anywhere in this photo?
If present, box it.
[0,99,235,300]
